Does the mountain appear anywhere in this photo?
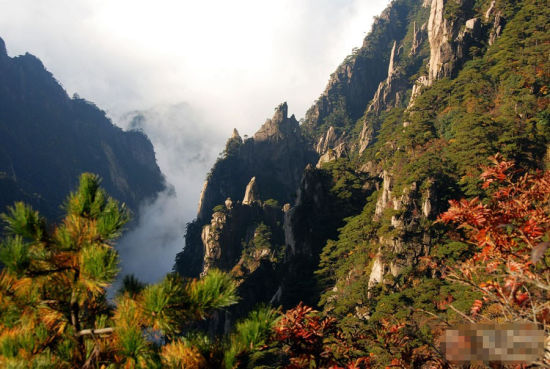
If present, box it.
[175,102,317,279]
[0,37,165,221]
[173,0,549,341]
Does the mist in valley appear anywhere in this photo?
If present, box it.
[0,0,391,283]
[114,103,227,282]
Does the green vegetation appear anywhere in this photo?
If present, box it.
[0,174,238,368]
[263,198,280,208]
[307,0,550,365]
[177,0,550,366]
[302,0,425,140]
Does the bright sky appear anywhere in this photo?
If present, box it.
[0,0,390,132]
[0,0,392,281]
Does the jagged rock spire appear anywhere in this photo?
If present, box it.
[274,102,288,121]
[367,40,401,114]
[232,128,241,140]
[253,102,299,142]
[409,21,426,56]
[387,40,397,79]
[243,177,259,205]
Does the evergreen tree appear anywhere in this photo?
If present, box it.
[0,173,238,368]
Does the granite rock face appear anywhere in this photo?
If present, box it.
[195,196,287,333]
[427,0,452,83]
[315,126,348,166]
[194,102,316,224]
[242,177,259,205]
[175,102,316,278]
[301,1,417,139]
[174,0,526,332]
[426,0,486,85]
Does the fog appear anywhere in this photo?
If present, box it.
[114,104,227,282]
[0,0,390,283]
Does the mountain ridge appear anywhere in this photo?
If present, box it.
[0,37,166,221]
[173,0,549,344]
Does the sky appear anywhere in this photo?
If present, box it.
[0,0,391,282]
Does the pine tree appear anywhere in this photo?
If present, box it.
[0,173,238,368]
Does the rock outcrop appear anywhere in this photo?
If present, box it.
[302,1,417,139]
[488,11,504,45]
[315,126,348,166]
[175,103,316,278]
[404,0,487,111]
[242,177,259,205]
[316,126,346,154]
[194,102,316,223]
[427,0,451,83]
[426,0,486,85]
[367,41,407,114]
[194,193,287,332]
[368,253,385,288]
[410,21,427,56]
[254,103,299,142]
[407,76,430,109]
[174,0,540,340]
[365,169,439,289]
[201,211,227,276]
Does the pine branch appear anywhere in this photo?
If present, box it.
[76,327,114,337]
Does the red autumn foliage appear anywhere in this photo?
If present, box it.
[271,155,549,369]
[273,303,372,369]
[440,154,550,331]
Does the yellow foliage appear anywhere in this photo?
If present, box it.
[161,340,207,369]
[113,295,145,328]
[13,277,34,298]
[62,214,100,247]
[39,306,66,334]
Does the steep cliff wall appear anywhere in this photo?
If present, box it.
[195,102,316,223]
[302,0,421,142]
[0,38,165,221]
[318,0,549,328]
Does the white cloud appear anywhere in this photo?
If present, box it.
[0,0,390,129]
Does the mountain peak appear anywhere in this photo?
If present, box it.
[253,102,298,142]
[232,128,241,140]
[274,101,288,121]
[0,37,7,58]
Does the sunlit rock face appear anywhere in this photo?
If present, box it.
[175,102,316,278]
[175,0,533,338]
[427,0,487,85]
[242,177,259,205]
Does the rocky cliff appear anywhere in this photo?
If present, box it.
[174,102,317,278]
[194,102,316,223]
[174,0,549,336]
[301,1,418,140]
[317,0,549,326]
[0,37,165,221]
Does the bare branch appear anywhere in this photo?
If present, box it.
[448,304,475,323]
[76,327,114,337]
